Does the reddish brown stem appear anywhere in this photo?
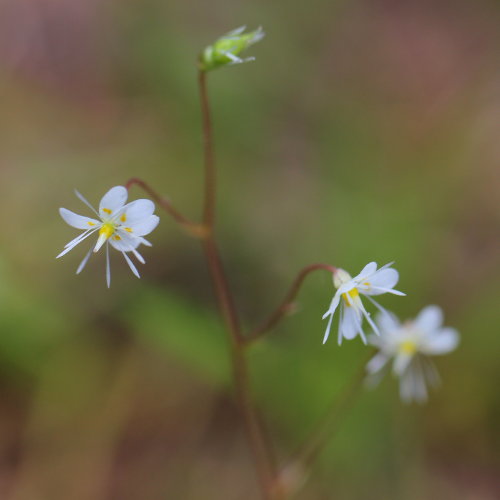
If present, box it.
[244,264,336,345]
[198,70,282,500]
[198,70,216,228]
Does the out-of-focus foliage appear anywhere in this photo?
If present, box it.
[0,0,498,498]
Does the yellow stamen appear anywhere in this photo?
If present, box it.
[87,221,96,226]
[399,340,417,355]
[120,213,127,222]
[125,227,133,232]
[99,223,115,239]
[342,288,359,307]
[102,208,112,215]
[113,235,121,240]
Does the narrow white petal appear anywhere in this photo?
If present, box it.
[366,353,390,374]
[411,360,429,403]
[364,295,396,318]
[76,247,93,274]
[399,370,415,403]
[74,189,99,216]
[358,299,380,336]
[323,313,334,344]
[106,244,111,288]
[62,227,97,249]
[136,236,152,247]
[421,357,441,388]
[64,228,92,248]
[59,208,100,230]
[132,248,145,264]
[393,352,413,376]
[322,293,341,319]
[94,232,108,253]
[57,228,98,258]
[122,252,141,279]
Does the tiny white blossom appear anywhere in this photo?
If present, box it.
[322,262,405,344]
[57,186,159,287]
[366,306,459,403]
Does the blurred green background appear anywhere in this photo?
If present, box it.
[0,0,499,498]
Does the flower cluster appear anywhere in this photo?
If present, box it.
[322,263,459,403]
[56,24,459,405]
[57,186,159,287]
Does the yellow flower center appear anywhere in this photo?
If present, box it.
[399,340,417,355]
[342,288,359,307]
[99,222,116,240]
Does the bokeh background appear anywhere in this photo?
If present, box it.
[0,0,499,498]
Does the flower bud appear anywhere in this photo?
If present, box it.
[199,26,264,72]
[333,268,352,289]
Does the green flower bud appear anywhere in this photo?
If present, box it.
[199,26,264,72]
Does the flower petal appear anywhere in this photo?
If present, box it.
[322,312,334,344]
[99,186,128,218]
[322,292,341,320]
[129,215,160,237]
[340,306,362,340]
[360,268,400,295]
[421,327,459,355]
[108,230,142,252]
[375,310,401,334]
[57,228,98,258]
[59,208,100,230]
[414,305,443,333]
[121,199,155,224]
[122,252,141,279]
[393,351,413,376]
[106,244,111,288]
[354,262,377,280]
[74,190,99,215]
[399,366,428,403]
[366,352,390,374]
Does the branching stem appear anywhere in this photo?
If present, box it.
[244,264,336,345]
[198,69,283,500]
[125,177,207,238]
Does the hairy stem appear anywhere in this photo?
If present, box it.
[244,264,336,345]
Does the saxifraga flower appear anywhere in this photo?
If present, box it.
[366,306,459,403]
[57,186,159,287]
[322,262,405,344]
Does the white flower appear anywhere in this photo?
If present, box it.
[57,186,159,287]
[322,262,405,344]
[366,306,459,403]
